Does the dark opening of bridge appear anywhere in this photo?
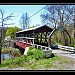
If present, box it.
[16,25,53,47]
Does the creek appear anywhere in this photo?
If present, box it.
[1,53,15,60]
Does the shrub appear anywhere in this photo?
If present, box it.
[29,46,33,50]
[27,48,43,60]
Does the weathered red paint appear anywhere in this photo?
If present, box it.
[16,42,31,49]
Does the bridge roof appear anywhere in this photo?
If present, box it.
[16,25,53,34]
[16,37,36,39]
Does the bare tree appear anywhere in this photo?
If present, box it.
[41,5,75,46]
[20,12,30,30]
[41,5,75,28]
[73,9,75,39]
[0,8,15,64]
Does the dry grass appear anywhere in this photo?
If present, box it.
[52,55,75,70]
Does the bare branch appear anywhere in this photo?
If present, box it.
[3,13,16,22]
[4,23,15,25]
[41,5,75,27]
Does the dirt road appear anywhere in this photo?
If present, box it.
[52,49,75,59]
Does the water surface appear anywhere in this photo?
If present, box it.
[1,53,14,60]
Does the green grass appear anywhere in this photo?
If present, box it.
[0,55,59,69]
[0,46,75,70]
[2,47,21,56]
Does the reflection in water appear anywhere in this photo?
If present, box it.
[1,53,15,60]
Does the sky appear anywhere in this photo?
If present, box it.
[0,5,46,28]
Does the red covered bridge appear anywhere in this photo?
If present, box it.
[15,25,53,53]
[16,37,35,49]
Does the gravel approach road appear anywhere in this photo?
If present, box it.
[52,49,75,59]
[52,49,75,70]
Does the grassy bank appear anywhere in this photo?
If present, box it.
[2,47,21,57]
[0,46,75,70]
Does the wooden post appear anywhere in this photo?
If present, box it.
[32,39,34,47]
[32,31,35,47]
[40,33,42,43]
[45,32,47,44]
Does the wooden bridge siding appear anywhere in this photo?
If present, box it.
[16,42,31,49]
[34,32,50,47]
[16,26,53,47]
[16,32,50,47]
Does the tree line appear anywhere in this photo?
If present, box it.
[1,5,75,47]
[40,5,75,46]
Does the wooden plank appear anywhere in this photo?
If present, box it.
[58,45,75,52]
[16,37,36,39]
